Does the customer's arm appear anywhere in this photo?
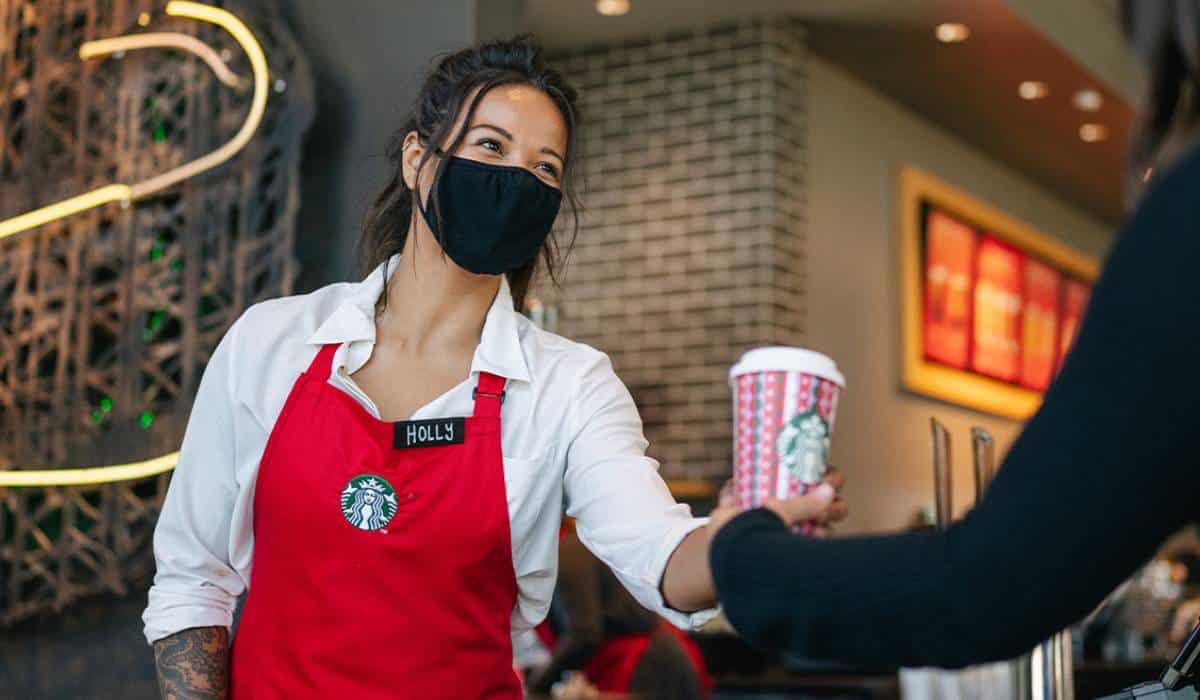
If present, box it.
[711,160,1200,669]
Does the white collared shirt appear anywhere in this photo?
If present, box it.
[142,255,717,645]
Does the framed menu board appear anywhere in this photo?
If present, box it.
[899,166,1100,420]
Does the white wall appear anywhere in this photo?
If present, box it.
[805,56,1116,533]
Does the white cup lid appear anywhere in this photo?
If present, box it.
[729,346,846,388]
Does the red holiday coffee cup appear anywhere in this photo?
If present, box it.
[730,347,845,518]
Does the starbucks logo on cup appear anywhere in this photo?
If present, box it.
[776,412,830,485]
[340,474,399,531]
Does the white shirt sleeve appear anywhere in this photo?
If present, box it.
[563,350,720,630]
[142,317,247,645]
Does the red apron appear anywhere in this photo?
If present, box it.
[230,343,521,699]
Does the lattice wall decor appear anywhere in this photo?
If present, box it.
[0,0,313,625]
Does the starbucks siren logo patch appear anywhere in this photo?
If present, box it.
[776,411,830,486]
[340,474,399,531]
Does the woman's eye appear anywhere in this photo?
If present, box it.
[537,162,560,178]
[478,138,502,153]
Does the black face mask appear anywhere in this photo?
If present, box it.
[420,155,563,275]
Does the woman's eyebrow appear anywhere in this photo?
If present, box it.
[541,146,565,165]
[467,123,513,140]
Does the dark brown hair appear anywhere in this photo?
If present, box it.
[627,627,705,700]
[357,36,581,312]
[1121,1,1200,194]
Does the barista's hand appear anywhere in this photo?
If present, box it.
[708,467,848,537]
[707,479,741,535]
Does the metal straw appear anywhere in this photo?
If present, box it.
[931,418,953,530]
[971,427,996,502]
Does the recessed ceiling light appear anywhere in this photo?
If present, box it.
[137,11,151,26]
[1073,89,1103,112]
[1018,81,1049,100]
[595,0,630,16]
[1079,123,1108,143]
[935,23,970,43]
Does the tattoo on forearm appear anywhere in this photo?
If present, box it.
[153,626,230,700]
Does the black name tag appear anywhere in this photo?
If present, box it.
[393,417,466,449]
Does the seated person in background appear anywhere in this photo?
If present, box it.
[1173,598,1200,646]
[1168,540,1200,645]
[526,521,713,700]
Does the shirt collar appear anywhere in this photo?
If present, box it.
[472,273,533,384]
[306,254,532,384]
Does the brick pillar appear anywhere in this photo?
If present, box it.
[540,19,807,479]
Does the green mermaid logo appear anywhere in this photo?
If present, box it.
[776,411,830,485]
[340,474,399,531]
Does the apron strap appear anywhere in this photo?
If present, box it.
[306,343,340,379]
[472,372,507,418]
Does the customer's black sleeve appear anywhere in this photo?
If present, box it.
[710,149,1200,670]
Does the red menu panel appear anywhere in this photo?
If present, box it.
[1019,258,1062,390]
[923,210,977,369]
[972,236,1023,382]
[1057,279,1091,373]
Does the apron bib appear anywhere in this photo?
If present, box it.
[230,343,521,699]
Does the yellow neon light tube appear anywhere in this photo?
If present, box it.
[0,2,271,485]
[0,451,178,487]
[0,1,269,241]
[80,32,248,90]
[132,1,269,198]
[0,185,132,240]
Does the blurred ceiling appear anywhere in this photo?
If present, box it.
[527,0,1138,225]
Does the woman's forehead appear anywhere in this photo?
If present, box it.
[467,85,567,150]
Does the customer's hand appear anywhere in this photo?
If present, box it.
[793,466,848,537]
[708,467,848,537]
[763,473,847,535]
